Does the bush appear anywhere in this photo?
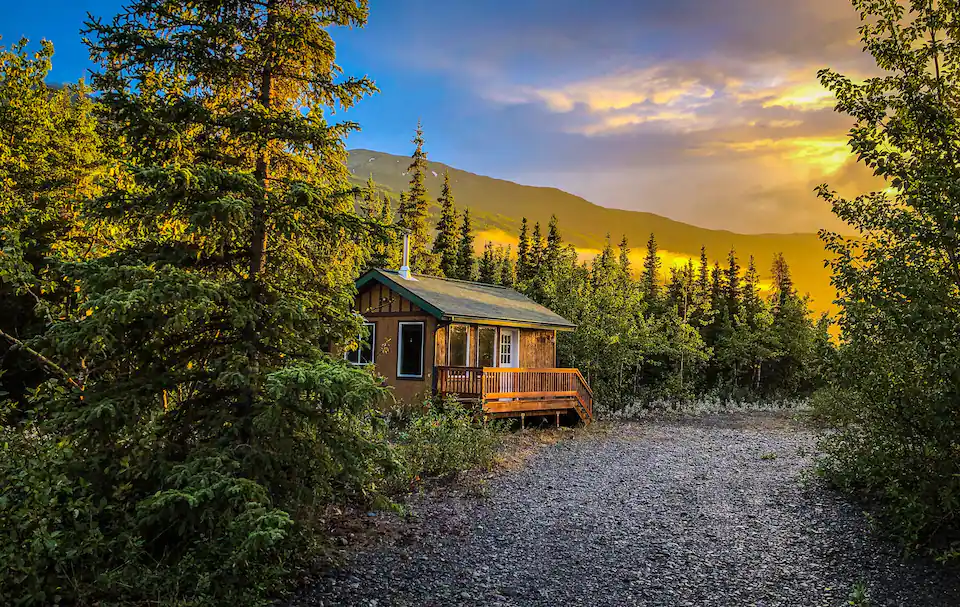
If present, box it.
[395,396,503,483]
[0,359,400,607]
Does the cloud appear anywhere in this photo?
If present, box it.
[347,0,876,235]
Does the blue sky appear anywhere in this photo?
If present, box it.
[0,1,876,234]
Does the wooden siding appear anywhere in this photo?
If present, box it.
[355,282,435,405]
[520,329,556,368]
[354,282,423,315]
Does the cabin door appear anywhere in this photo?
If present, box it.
[498,329,519,395]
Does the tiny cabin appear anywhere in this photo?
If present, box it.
[346,266,594,425]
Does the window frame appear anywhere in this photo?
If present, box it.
[447,323,471,368]
[396,321,425,379]
[476,326,498,368]
[345,321,376,366]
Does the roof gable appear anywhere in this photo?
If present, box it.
[355,269,576,330]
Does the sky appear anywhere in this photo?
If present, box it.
[0,0,880,234]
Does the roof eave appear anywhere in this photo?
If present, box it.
[445,315,577,332]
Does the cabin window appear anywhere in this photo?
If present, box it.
[397,321,425,378]
[345,322,376,365]
[448,324,470,367]
[477,327,497,368]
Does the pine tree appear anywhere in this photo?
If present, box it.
[742,255,763,327]
[710,260,724,314]
[769,252,794,313]
[501,245,516,287]
[359,175,378,217]
[642,233,661,306]
[25,4,394,601]
[697,246,710,298]
[0,38,105,411]
[398,121,431,272]
[618,235,632,283]
[530,221,545,269]
[517,217,530,282]
[479,241,497,283]
[368,194,400,269]
[456,207,476,280]
[545,214,562,270]
[432,171,459,277]
[724,248,741,318]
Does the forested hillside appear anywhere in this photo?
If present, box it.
[347,149,838,316]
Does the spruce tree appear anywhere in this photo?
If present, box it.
[618,235,632,283]
[0,38,105,411]
[359,175,378,217]
[530,221,545,270]
[517,217,530,282]
[456,207,476,280]
[545,214,562,270]
[642,233,661,306]
[724,248,742,317]
[697,246,710,298]
[17,3,395,601]
[369,193,400,269]
[398,121,431,272]
[501,245,516,287]
[742,255,763,327]
[432,170,459,277]
[479,241,497,283]
[769,252,794,313]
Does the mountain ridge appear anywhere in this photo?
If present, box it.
[347,148,837,317]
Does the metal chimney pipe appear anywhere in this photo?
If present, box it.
[399,231,412,279]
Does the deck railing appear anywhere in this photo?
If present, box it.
[436,366,593,421]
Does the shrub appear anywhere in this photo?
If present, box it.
[395,396,503,482]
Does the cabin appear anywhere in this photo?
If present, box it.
[347,261,594,425]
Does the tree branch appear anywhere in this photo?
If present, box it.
[0,329,82,390]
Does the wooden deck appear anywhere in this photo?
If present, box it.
[436,366,594,424]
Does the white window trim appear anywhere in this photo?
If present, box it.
[447,323,471,368]
[397,321,425,378]
[345,322,376,366]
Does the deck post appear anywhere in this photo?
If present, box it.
[556,411,560,428]
[521,412,525,431]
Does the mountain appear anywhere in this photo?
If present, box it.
[347,148,837,318]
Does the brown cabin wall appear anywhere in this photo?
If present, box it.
[520,328,557,368]
[353,283,436,406]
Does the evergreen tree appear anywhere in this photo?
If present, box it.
[501,245,516,287]
[642,233,661,306]
[432,170,459,277]
[742,255,763,327]
[724,248,741,318]
[368,193,400,269]
[769,252,794,313]
[456,207,476,280]
[359,174,378,217]
[479,241,497,283]
[398,121,431,272]
[710,261,724,315]
[0,38,105,411]
[7,4,395,603]
[545,214,562,271]
[697,246,710,298]
[618,235,632,283]
[530,221,545,269]
[517,217,530,282]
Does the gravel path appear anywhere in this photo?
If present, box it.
[290,414,960,606]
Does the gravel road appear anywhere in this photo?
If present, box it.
[290,413,960,607]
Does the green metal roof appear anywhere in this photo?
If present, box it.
[356,269,577,331]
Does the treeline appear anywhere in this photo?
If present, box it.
[359,129,832,412]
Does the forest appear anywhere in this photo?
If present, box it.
[1,0,959,605]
